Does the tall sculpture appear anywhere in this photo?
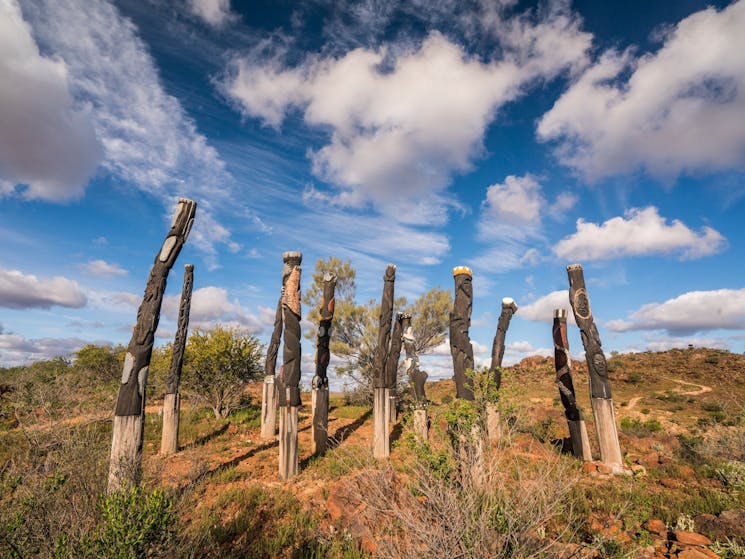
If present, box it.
[402,314,428,441]
[373,264,396,459]
[567,264,624,472]
[486,297,518,440]
[108,198,196,492]
[385,312,405,423]
[553,308,592,461]
[311,272,336,454]
[450,266,474,401]
[261,295,282,441]
[278,251,302,479]
[160,264,194,456]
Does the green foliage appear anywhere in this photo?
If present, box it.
[619,417,663,437]
[74,344,125,382]
[714,460,745,493]
[183,324,264,418]
[84,486,175,559]
[626,371,642,384]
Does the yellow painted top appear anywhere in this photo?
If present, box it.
[452,265,472,277]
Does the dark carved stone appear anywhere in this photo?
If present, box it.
[385,312,405,389]
[567,264,612,399]
[165,264,194,395]
[490,297,518,390]
[450,266,474,401]
[115,198,196,417]
[279,251,302,407]
[402,314,428,406]
[265,295,283,377]
[373,264,396,389]
[553,309,582,421]
[312,272,336,389]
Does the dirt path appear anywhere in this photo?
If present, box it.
[626,396,642,411]
[669,378,712,396]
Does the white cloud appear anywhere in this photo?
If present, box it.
[81,259,128,278]
[225,20,590,216]
[188,0,236,27]
[20,0,235,255]
[162,286,269,334]
[628,335,729,353]
[554,207,725,261]
[481,174,544,225]
[0,332,92,367]
[518,290,575,325]
[0,268,87,309]
[0,0,101,201]
[501,340,553,367]
[607,288,745,335]
[538,1,745,181]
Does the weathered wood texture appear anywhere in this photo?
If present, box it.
[311,272,336,454]
[261,296,283,440]
[373,265,396,389]
[450,266,474,401]
[385,312,405,423]
[108,198,195,492]
[490,297,518,390]
[402,314,428,407]
[372,265,395,458]
[413,409,428,442]
[567,264,623,470]
[161,264,194,456]
[278,251,302,479]
[552,308,592,461]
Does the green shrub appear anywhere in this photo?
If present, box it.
[620,417,663,437]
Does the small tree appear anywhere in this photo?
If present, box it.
[183,325,263,419]
[74,344,125,382]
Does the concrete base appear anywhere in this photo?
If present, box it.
[261,375,277,441]
[413,409,428,442]
[278,405,298,480]
[373,387,389,459]
[311,386,329,454]
[567,418,592,461]
[591,397,624,471]
[108,414,143,493]
[485,403,502,442]
[160,392,180,455]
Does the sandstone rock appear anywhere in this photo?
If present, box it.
[676,547,720,559]
[670,530,712,546]
[694,509,745,543]
[644,519,667,535]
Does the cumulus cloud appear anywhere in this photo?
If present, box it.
[607,288,745,335]
[19,0,235,255]
[538,1,745,181]
[628,335,729,353]
[502,340,553,366]
[0,332,94,367]
[518,290,575,325]
[162,286,271,334]
[554,207,725,261]
[481,175,544,225]
[225,12,590,216]
[188,0,236,27]
[81,259,128,278]
[0,268,87,310]
[0,0,101,201]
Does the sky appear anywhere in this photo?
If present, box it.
[1,0,745,387]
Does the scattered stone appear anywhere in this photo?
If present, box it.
[670,530,712,546]
[694,509,745,543]
[677,547,720,559]
[644,519,667,535]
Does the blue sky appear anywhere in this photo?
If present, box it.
[1,0,745,386]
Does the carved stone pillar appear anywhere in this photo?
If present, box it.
[108,198,196,492]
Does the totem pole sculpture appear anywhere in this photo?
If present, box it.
[486,297,518,441]
[311,272,336,454]
[385,312,405,423]
[450,266,474,401]
[261,295,282,441]
[108,198,196,492]
[402,314,428,441]
[553,308,592,461]
[373,264,396,459]
[567,264,624,472]
[278,251,302,480]
[160,264,194,456]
